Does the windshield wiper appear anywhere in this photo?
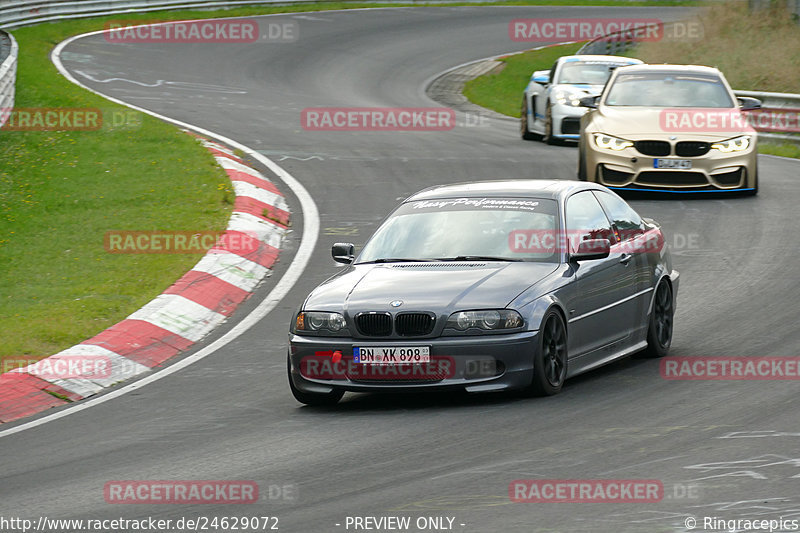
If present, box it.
[358,258,442,264]
[435,256,523,262]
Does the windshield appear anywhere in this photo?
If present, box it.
[556,61,625,85]
[605,72,735,107]
[357,197,560,263]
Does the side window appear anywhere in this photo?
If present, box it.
[593,191,645,241]
[565,191,614,253]
[549,62,557,85]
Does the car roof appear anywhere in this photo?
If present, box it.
[558,55,644,64]
[406,179,610,202]
[612,63,723,76]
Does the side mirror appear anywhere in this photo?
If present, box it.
[738,96,761,111]
[570,239,610,262]
[331,242,355,264]
[579,95,599,109]
[532,70,550,85]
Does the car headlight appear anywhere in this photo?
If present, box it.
[445,310,524,332]
[711,135,751,153]
[554,90,582,107]
[294,311,349,335]
[593,133,633,151]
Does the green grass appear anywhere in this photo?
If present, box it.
[463,42,584,118]
[0,18,242,359]
[629,0,800,93]
[758,142,800,159]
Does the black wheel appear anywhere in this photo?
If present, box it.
[520,97,541,141]
[528,311,568,396]
[287,354,344,406]
[639,281,673,358]
[543,104,558,145]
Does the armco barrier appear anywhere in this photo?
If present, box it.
[0,0,302,29]
[0,30,17,129]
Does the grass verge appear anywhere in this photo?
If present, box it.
[463,42,585,118]
[630,0,800,93]
[0,34,235,359]
[758,143,800,159]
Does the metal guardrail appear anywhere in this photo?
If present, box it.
[577,23,800,146]
[0,30,18,129]
[735,90,800,144]
[0,0,464,29]
[0,1,316,29]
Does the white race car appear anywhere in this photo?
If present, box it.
[521,54,643,144]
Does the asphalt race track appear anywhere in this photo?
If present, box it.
[3,6,800,533]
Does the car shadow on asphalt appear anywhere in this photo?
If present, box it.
[289,356,657,413]
[614,190,757,201]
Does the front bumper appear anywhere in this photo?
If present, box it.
[551,103,587,140]
[288,331,539,394]
[585,137,757,191]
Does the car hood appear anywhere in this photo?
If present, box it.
[591,106,754,140]
[304,262,560,314]
[555,83,604,96]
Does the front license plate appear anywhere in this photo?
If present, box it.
[353,346,431,364]
[654,158,692,169]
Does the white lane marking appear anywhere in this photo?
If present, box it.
[73,70,166,86]
[291,15,332,21]
[73,70,248,93]
[0,24,319,439]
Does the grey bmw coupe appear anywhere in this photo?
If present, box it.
[288,180,679,405]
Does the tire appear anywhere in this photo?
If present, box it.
[287,354,344,406]
[520,97,541,141]
[638,281,674,358]
[543,104,558,145]
[528,311,568,396]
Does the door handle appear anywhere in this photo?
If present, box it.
[619,253,632,264]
